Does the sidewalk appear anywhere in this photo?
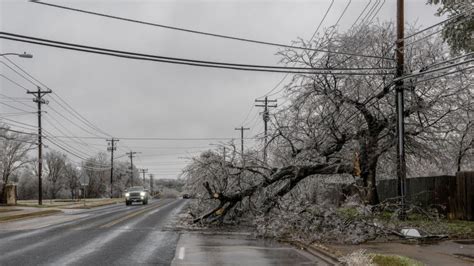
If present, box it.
[328,240,474,265]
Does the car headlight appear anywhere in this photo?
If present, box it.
[125,193,130,197]
[140,192,145,196]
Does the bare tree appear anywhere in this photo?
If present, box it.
[64,163,80,200]
[0,126,35,203]
[184,22,472,224]
[44,151,67,199]
[83,153,109,198]
[272,22,471,204]
[17,166,38,200]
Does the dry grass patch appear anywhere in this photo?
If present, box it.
[0,209,62,222]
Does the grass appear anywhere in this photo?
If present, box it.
[0,209,62,222]
[371,254,424,266]
[336,206,474,239]
[0,208,20,213]
[337,207,362,219]
[17,198,124,209]
[396,219,474,238]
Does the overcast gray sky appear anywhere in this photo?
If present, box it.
[1,0,443,179]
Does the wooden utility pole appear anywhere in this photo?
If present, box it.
[27,86,51,205]
[149,173,154,195]
[396,0,407,219]
[139,168,148,185]
[126,151,138,187]
[107,138,119,198]
[234,126,250,159]
[255,97,277,163]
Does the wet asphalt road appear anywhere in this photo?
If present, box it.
[0,198,187,266]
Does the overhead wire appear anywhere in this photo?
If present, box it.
[0,74,30,91]
[258,0,362,100]
[3,56,113,139]
[29,0,393,61]
[2,57,127,162]
[348,0,372,31]
[244,0,337,126]
[0,102,35,113]
[42,115,103,154]
[45,104,106,138]
[0,93,36,110]
[403,11,472,40]
[366,0,385,24]
[0,33,395,74]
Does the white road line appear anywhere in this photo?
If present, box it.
[178,247,185,260]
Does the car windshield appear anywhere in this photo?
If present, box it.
[128,187,144,192]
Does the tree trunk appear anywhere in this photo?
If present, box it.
[359,134,381,205]
[0,185,5,204]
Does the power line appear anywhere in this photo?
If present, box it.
[46,135,258,140]
[348,0,373,31]
[412,65,473,84]
[43,116,102,155]
[43,132,112,168]
[0,112,37,117]
[366,0,386,24]
[0,32,396,73]
[0,102,35,113]
[0,127,37,136]
[30,0,394,61]
[0,117,38,128]
[396,58,474,81]
[403,11,471,40]
[333,0,352,27]
[45,104,106,138]
[256,0,338,100]
[2,57,113,138]
[0,74,30,91]
[0,61,38,87]
[48,94,110,138]
[0,93,37,110]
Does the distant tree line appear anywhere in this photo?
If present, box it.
[0,126,184,202]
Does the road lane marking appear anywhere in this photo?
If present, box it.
[50,224,126,265]
[178,247,185,260]
[98,199,174,228]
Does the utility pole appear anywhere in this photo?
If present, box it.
[396,0,407,220]
[107,138,119,198]
[126,151,138,187]
[27,86,52,205]
[234,126,250,159]
[255,97,277,163]
[149,173,154,195]
[139,168,148,186]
